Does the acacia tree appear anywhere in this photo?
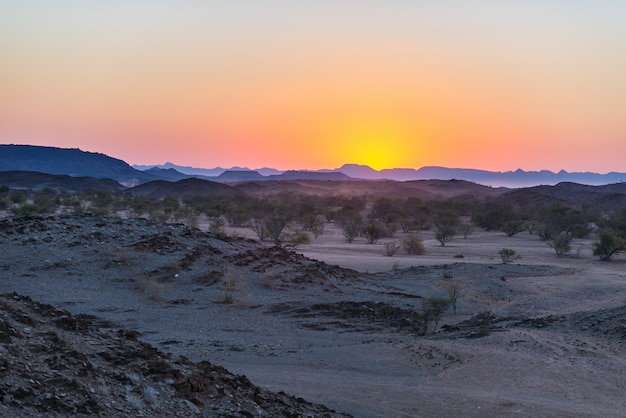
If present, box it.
[250,195,296,246]
[593,207,626,260]
[433,212,458,247]
[471,202,511,231]
[593,231,625,261]
[502,219,527,237]
[458,223,475,239]
[336,205,363,243]
[548,232,573,256]
[363,223,384,244]
[420,296,451,334]
[341,219,362,243]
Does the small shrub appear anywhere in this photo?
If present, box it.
[498,248,520,264]
[593,231,626,261]
[548,232,572,256]
[421,296,451,334]
[261,274,281,289]
[209,216,225,235]
[342,220,362,243]
[441,281,462,314]
[221,266,250,307]
[11,203,49,215]
[9,190,27,204]
[384,241,401,257]
[363,223,383,244]
[222,266,238,304]
[435,227,456,246]
[402,233,426,255]
[285,230,311,248]
[458,223,475,239]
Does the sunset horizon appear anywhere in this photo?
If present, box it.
[2,2,625,174]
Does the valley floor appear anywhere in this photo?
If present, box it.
[1,215,625,417]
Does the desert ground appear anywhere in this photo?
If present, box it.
[1,213,625,417]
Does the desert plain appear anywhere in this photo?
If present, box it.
[0,211,624,418]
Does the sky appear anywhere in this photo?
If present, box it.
[1,1,625,172]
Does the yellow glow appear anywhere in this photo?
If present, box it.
[323,117,419,170]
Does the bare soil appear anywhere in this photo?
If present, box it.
[1,214,625,417]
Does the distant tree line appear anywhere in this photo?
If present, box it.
[1,184,625,259]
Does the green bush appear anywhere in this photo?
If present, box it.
[593,231,625,261]
[498,248,519,264]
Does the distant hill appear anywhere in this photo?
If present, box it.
[125,178,242,198]
[231,178,507,201]
[500,182,626,211]
[138,162,626,187]
[0,145,166,185]
[267,171,353,181]
[336,164,626,187]
[0,171,124,192]
[216,170,265,182]
[4,145,625,188]
[134,162,283,177]
[142,167,193,181]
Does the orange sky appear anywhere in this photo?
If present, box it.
[1,2,625,172]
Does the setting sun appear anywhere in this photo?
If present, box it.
[325,118,417,170]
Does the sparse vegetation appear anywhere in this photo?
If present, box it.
[548,232,573,256]
[501,219,527,237]
[402,233,426,255]
[433,212,458,247]
[221,266,250,307]
[458,223,475,239]
[284,229,311,248]
[498,248,520,264]
[592,231,626,261]
[442,281,463,314]
[421,296,451,334]
[383,241,401,257]
[363,223,384,244]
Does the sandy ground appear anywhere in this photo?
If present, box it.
[218,224,626,417]
[1,215,625,417]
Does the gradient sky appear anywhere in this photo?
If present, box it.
[1,1,625,172]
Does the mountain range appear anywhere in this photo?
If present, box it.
[139,162,626,187]
[2,145,626,211]
[2,144,626,188]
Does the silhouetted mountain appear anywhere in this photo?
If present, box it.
[134,162,283,177]
[501,182,626,211]
[216,170,265,182]
[134,162,227,177]
[336,164,626,187]
[125,178,242,198]
[0,145,160,185]
[231,178,507,201]
[5,145,625,188]
[267,171,353,181]
[143,167,197,181]
[0,171,124,192]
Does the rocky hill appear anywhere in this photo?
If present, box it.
[0,292,350,417]
[0,145,181,186]
[0,171,125,192]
